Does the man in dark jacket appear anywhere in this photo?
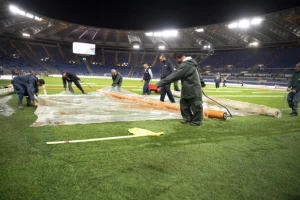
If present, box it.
[141,63,153,95]
[287,62,300,117]
[11,74,45,110]
[214,72,221,91]
[111,69,123,92]
[156,52,203,126]
[62,72,85,94]
[159,54,175,103]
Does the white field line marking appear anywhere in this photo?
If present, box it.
[252,91,286,94]
[211,95,285,98]
[45,84,138,87]
[204,88,259,91]
[205,91,242,93]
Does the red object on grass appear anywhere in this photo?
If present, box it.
[148,84,160,93]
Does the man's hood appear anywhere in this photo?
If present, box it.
[183,57,198,67]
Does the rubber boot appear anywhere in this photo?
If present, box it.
[18,100,24,110]
[26,97,34,106]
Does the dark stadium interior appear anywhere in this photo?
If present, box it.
[0,0,300,86]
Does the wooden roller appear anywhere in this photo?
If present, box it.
[103,91,227,120]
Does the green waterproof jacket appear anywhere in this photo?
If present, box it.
[156,57,201,99]
[288,71,300,92]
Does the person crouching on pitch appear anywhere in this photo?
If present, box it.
[111,69,123,92]
[62,72,85,94]
[11,74,45,110]
[156,51,203,126]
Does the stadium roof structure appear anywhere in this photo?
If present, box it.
[0,1,300,50]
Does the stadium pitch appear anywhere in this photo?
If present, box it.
[0,77,299,200]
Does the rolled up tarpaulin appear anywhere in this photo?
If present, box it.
[172,90,281,118]
[103,91,227,120]
[0,88,14,97]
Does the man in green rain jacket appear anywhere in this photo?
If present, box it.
[156,51,203,126]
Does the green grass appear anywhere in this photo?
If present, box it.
[1,77,300,200]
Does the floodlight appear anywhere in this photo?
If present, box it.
[238,19,250,29]
[133,45,140,49]
[22,33,30,37]
[203,46,208,49]
[208,45,211,48]
[228,22,238,29]
[9,5,19,13]
[154,32,162,37]
[34,16,42,21]
[195,28,204,32]
[26,13,34,19]
[158,45,165,50]
[249,41,259,46]
[162,30,178,37]
[145,32,153,36]
[18,10,26,16]
[251,18,262,25]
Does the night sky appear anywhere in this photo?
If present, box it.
[10,0,300,30]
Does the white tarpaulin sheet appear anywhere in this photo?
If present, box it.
[31,88,246,127]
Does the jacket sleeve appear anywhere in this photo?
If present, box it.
[74,74,80,80]
[156,65,187,87]
[288,75,294,88]
[62,77,66,88]
[112,74,121,86]
[296,83,300,92]
[26,77,37,101]
[167,61,174,73]
[295,76,300,91]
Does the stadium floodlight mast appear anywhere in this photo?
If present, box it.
[145,30,178,37]
[9,4,42,21]
[22,33,30,37]
[9,5,19,13]
[228,22,238,29]
[145,32,153,36]
[228,17,263,29]
[195,28,204,32]
[161,30,178,37]
[133,44,140,49]
[26,13,34,19]
[251,18,263,25]
[34,16,42,21]
[9,5,25,15]
[154,32,162,37]
[238,19,250,29]
[249,41,259,46]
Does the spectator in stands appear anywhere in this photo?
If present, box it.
[111,69,123,92]
[11,74,45,110]
[158,54,175,103]
[141,63,153,95]
[287,62,300,117]
[62,72,85,94]
[214,72,221,91]
[156,51,203,126]
[223,76,227,87]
